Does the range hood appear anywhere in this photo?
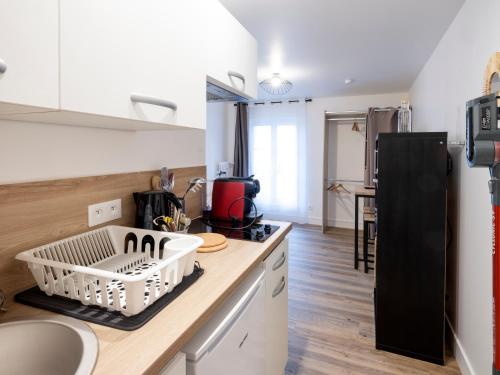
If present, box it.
[206,76,251,103]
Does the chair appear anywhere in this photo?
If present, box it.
[363,212,376,273]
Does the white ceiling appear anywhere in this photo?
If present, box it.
[219,0,465,100]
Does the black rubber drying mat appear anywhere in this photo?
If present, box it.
[15,264,204,331]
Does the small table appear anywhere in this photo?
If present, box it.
[354,186,375,269]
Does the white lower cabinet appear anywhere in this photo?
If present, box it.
[175,238,288,375]
[182,266,266,375]
[263,238,289,375]
[159,352,186,375]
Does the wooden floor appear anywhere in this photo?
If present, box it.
[284,225,460,375]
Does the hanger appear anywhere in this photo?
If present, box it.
[327,183,351,194]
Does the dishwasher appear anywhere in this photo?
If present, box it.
[182,266,266,375]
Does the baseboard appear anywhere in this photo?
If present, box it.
[375,343,444,366]
[263,212,309,224]
[445,314,475,375]
[307,216,322,226]
[327,218,363,229]
[307,216,363,229]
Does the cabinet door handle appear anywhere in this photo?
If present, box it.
[130,93,177,111]
[272,276,286,298]
[228,70,245,85]
[272,252,286,271]
[0,58,6,74]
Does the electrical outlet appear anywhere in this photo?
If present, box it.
[88,199,122,227]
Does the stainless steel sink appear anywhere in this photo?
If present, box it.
[0,315,98,375]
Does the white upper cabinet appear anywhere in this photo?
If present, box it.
[204,0,258,99]
[0,0,256,130]
[59,0,206,129]
[0,0,59,114]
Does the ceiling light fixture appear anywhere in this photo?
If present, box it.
[260,73,293,95]
[344,78,354,85]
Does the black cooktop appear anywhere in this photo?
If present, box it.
[188,218,279,242]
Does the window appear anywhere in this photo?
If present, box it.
[249,102,307,222]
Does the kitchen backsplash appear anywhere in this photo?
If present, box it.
[0,166,205,301]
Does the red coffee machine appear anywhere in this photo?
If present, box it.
[210,176,261,223]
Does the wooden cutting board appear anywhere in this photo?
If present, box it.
[195,233,228,253]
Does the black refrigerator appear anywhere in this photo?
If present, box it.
[374,132,447,365]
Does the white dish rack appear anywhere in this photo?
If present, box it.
[16,226,203,316]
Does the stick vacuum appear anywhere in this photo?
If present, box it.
[466,92,500,374]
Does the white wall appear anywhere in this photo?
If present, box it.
[206,102,229,179]
[326,119,366,228]
[306,93,407,227]
[221,94,407,227]
[224,104,237,165]
[0,120,205,184]
[409,0,500,373]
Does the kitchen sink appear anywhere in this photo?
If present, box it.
[0,315,98,375]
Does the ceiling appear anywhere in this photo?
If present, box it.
[219,0,465,100]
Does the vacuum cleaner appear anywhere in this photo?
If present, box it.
[466,92,500,374]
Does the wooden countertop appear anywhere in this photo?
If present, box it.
[0,220,292,375]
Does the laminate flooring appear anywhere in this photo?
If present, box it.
[284,225,460,375]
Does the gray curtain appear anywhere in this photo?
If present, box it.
[233,102,249,177]
[364,107,398,188]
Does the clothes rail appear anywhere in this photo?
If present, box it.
[236,98,312,106]
[374,107,400,112]
[327,178,364,184]
[325,111,367,116]
[327,117,366,122]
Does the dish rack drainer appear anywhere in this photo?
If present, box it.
[16,226,203,316]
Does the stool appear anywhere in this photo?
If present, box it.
[363,207,376,244]
[363,212,376,273]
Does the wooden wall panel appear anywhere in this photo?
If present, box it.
[0,166,206,300]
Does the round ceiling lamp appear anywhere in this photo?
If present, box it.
[259,73,293,95]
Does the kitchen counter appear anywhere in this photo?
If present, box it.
[0,220,292,375]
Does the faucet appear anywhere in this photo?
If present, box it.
[0,289,6,312]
